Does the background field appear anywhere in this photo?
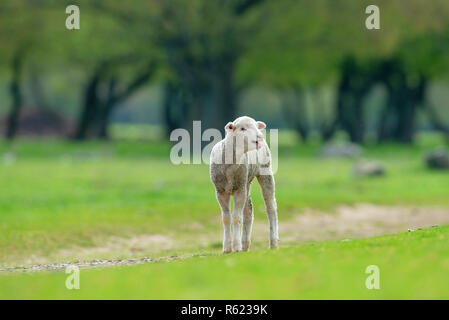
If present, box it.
[1,132,448,299]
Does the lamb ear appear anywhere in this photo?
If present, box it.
[225,122,235,131]
[256,121,266,129]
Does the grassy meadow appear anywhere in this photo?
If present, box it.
[2,225,448,299]
[0,130,448,299]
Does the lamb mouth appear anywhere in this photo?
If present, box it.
[254,141,262,148]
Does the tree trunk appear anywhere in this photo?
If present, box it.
[97,78,117,140]
[164,81,185,137]
[97,103,114,140]
[218,59,238,126]
[74,62,156,141]
[349,93,365,143]
[29,68,49,110]
[331,56,370,143]
[280,85,309,141]
[334,72,367,143]
[377,62,426,144]
[74,68,103,140]
[5,50,25,140]
[377,93,395,143]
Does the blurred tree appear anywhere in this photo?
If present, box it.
[4,48,26,139]
[0,0,160,140]
[67,1,160,140]
[241,0,449,143]
[151,0,266,135]
[0,1,40,139]
[1,0,449,143]
[329,0,449,143]
[279,84,309,141]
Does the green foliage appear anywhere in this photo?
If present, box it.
[2,0,449,86]
[240,0,449,86]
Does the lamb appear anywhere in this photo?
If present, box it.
[210,116,279,253]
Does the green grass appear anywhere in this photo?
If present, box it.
[0,133,448,299]
[0,135,448,263]
[1,225,448,299]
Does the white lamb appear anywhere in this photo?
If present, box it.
[210,116,279,253]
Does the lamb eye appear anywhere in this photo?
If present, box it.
[241,128,246,131]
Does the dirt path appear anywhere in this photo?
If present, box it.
[0,255,194,273]
[2,204,448,273]
[256,203,449,243]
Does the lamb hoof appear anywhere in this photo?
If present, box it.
[223,244,232,254]
[269,240,279,249]
[232,245,242,252]
[242,242,251,252]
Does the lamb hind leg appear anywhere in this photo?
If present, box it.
[216,192,232,253]
[242,194,254,252]
[257,175,279,249]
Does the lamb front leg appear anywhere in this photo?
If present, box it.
[232,189,247,252]
[216,192,232,253]
[258,175,279,249]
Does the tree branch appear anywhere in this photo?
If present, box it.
[234,0,266,15]
[109,61,158,106]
